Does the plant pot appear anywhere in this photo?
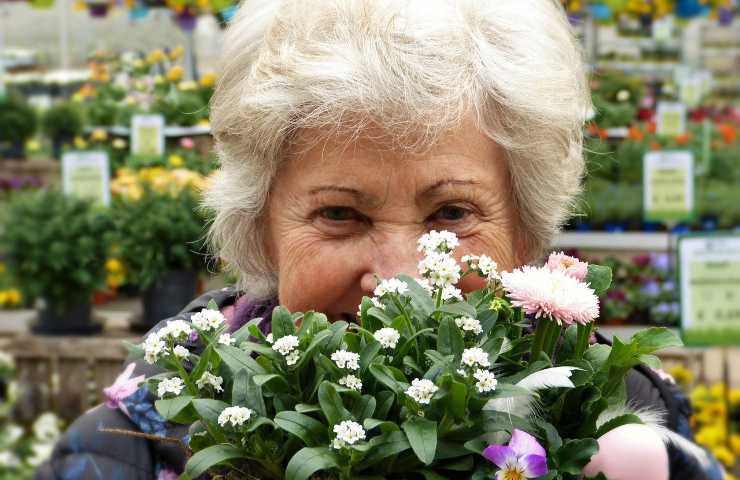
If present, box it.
[0,141,25,160]
[133,270,198,332]
[173,9,198,31]
[51,135,72,160]
[32,302,102,335]
[87,2,110,18]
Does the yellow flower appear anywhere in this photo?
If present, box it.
[0,291,8,306]
[147,49,165,64]
[6,289,21,306]
[169,46,185,61]
[696,424,727,448]
[168,154,185,168]
[25,139,41,153]
[178,80,198,91]
[0,263,5,274]
[74,136,88,149]
[196,0,209,9]
[105,258,124,274]
[106,273,125,289]
[154,75,165,86]
[91,128,108,142]
[197,119,210,128]
[730,389,740,407]
[731,434,740,455]
[112,138,127,150]
[668,366,693,387]
[712,445,735,467]
[166,65,185,83]
[199,71,217,88]
[133,59,146,70]
[711,383,727,401]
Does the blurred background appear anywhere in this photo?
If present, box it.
[0,0,738,477]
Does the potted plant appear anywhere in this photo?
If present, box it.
[1,190,112,334]
[41,102,84,159]
[111,169,209,330]
[0,95,37,160]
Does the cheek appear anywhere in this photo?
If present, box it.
[274,232,360,312]
[456,227,519,294]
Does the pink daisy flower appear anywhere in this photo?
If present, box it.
[546,251,588,281]
[501,265,599,326]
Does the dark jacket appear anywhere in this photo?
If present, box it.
[35,289,724,480]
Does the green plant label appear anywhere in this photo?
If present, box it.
[679,235,740,346]
[656,102,686,137]
[61,150,111,206]
[131,114,165,156]
[643,151,694,223]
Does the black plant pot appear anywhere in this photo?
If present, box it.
[52,135,72,160]
[133,270,199,332]
[32,302,102,335]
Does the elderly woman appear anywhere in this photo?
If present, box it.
[37,1,722,479]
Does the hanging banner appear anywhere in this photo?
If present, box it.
[656,102,687,137]
[643,150,694,223]
[679,234,740,346]
[62,150,111,206]
[131,114,165,157]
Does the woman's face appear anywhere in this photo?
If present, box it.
[265,120,525,321]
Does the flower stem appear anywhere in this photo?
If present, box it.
[573,322,593,360]
[530,318,550,362]
[542,320,562,359]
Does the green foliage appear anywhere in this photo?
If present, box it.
[111,186,209,289]
[0,95,37,144]
[41,102,84,140]
[1,190,112,312]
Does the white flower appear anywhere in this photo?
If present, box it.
[455,317,483,336]
[173,345,190,359]
[374,328,401,349]
[0,351,15,369]
[265,333,274,344]
[6,424,23,444]
[191,308,226,332]
[33,413,60,442]
[462,254,499,281]
[286,350,300,366]
[370,297,385,310]
[143,332,166,364]
[338,374,363,391]
[272,335,300,355]
[196,372,224,392]
[461,347,490,369]
[332,420,366,449]
[218,406,253,428]
[405,378,439,405]
[331,350,360,371]
[159,319,192,340]
[417,230,459,254]
[218,333,236,346]
[26,442,54,467]
[616,89,631,102]
[157,377,185,398]
[474,369,498,393]
[0,451,20,468]
[416,278,434,296]
[441,284,463,302]
[417,250,461,288]
[374,278,409,297]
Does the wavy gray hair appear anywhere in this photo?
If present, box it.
[205,0,591,298]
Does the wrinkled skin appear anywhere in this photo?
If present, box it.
[264,119,526,321]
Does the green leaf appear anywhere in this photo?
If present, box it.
[190,346,213,382]
[185,444,244,478]
[369,364,408,395]
[439,375,467,420]
[272,306,296,339]
[352,395,377,421]
[233,317,264,343]
[240,341,283,362]
[595,413,643,438]
[192,398,229,425]
[363,418,400,433]
[374,391,395,419]
[396,274,434,316]
[327,321,349,352]
[297,329,333,369]
[231,369,266,417]
[402,417,438,465]
[274,411,329,446]
[253,374,291,393]
[556,438,600,474]
[154,395,193,421]
[435,302,477,318]
[585,264,612,296]
[638,354,662,369]
[206,298,219,310]
[359,430,411,469]
[295,403,322,414]
[215,345,266,375]
[437,317,464,360]
[359,341,382,373]
[539,422,563,451]
[285,447,339,480]
[318,382,351,426]
[632,327,683,354]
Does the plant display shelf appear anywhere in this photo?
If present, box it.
[553,231,675,252]
[86,124,211,137]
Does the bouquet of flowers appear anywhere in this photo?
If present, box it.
[133,231,681,479]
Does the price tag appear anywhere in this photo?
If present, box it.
[131,114,165,157]
[656,102,686,137]
[62,150,111,206]
[643,150,694,222]
[680,76,702,107]
[652,15,674,42]
[679,234,740,346]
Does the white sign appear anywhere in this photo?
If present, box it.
[643,150,694,222]
[656,102,687,137]
[62,150,111,206]
[131,114,165,157]
[679,235,740,346]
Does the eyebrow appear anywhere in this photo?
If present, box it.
[308,179,481,205]
[419,179,481,200]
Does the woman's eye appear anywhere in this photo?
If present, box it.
[319,207,363,222]
[432,205,470,222]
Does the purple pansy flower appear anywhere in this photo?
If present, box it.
[483,429,549,480]
[103,362,145,417]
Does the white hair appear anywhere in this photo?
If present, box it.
[205,0,591,298]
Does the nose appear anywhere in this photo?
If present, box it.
[360,233,421,295]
